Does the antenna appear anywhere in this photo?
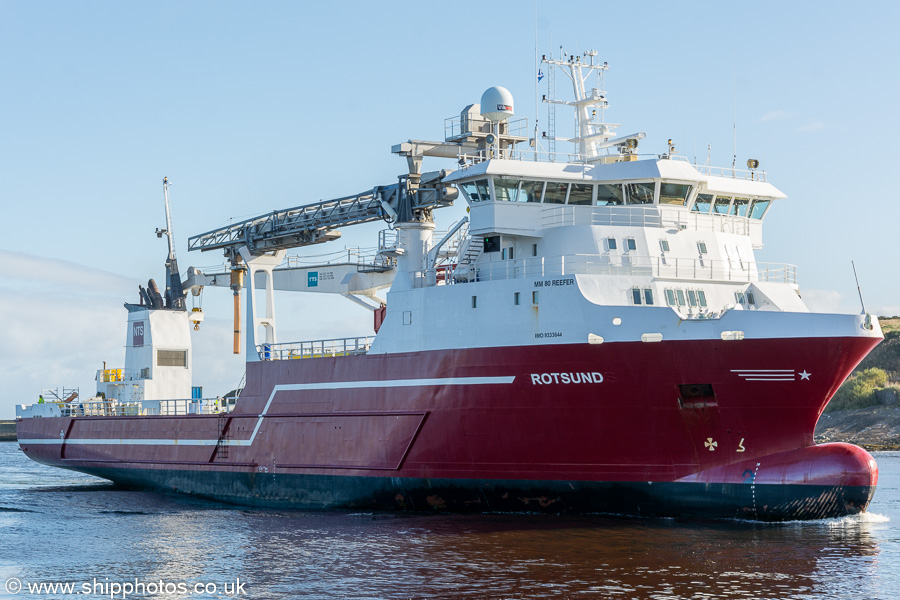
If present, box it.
[732,50,737,177]
[533,0,539,161]
[852,261,867,314]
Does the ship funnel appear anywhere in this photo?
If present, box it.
[480,86,514,122]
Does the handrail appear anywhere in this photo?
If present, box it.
[258,336,372,361]
[454,148,768,181]
[417,254,796,287]
[670,155,768,182]
[96,368,147,383]
[542,205,760,235]
[46,397,230,418]
[445,115,528,140]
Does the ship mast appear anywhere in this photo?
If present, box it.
[541,50,645,161]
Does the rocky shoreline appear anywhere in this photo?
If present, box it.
[0,420,16,442]
[815,406,900,451]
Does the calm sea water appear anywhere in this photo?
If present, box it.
[1,443,899,600]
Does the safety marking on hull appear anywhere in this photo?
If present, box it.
[18,375,516,448]
[731,369,800,382]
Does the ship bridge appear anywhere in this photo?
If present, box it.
[446,154,786,245]
[435,154,795,319]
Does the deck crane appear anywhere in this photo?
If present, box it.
[183,170,458,356]
[182,97,528,358]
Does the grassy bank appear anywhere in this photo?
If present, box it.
[825,317,900,412]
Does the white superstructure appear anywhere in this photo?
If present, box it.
[119,50,875,368]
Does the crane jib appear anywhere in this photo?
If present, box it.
[186,173,454,255]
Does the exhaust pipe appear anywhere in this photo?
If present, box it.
[230,267,244,354]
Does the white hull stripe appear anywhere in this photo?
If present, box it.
[19,438,219,446]
[731,369,796,381]
[18,376,516,448]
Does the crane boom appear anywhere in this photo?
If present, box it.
[186,171,456,257]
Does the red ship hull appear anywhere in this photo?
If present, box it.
[17,335,880,520]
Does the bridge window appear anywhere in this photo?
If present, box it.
[568,183,593,205]
[675,289,687,306]
[731,197,750,217]
[461,179,490,202]
[625,182,655,204]
[543,182,568,204]
[644,289,654,305]
[596,183,625,205]
[713,196,732,215]
[692,193,713,213]
[625,238,637,251]
[632,288,643,305]
[659,182,692,205]
[666,289,676,306]
[493,178,521,202]
[750,199,771,219]
[697,290,708,307]
[606,237,617,250]
[521,180,544,203]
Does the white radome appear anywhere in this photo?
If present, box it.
[480,86,514,122]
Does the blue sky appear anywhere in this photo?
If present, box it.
[1,1,898,417]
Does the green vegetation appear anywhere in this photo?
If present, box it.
[863,319,900,380]
[827,368,889,411]
[825,318,900,412]
[880,317,900,335]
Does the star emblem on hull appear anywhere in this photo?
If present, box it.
[799,370,811,380]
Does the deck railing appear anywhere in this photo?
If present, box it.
[452,148,768,181]
[418,254,796,287]
[42,398,230,418]
[542,205,759,236]
[258,336,372,361]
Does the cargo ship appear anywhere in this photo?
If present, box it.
[16,52,883,520]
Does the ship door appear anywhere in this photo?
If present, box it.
[677,384,728,468]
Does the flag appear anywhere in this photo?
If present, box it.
[537,69,544,82]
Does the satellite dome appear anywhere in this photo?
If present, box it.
[480,86,515,122]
